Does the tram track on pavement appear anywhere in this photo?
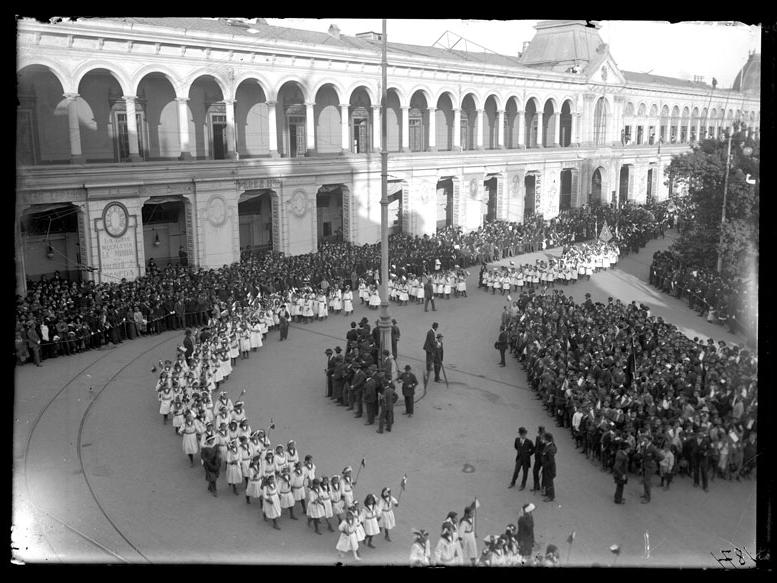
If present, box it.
[22,334,174,563]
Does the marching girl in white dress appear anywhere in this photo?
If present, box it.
[239,326,251,359]
[319,477,336,532]
[358,279,368,304]
[377,487,399,542]
[330,475,345,521]
[278,466,297,520]
[333,288,343,313]
[238,436,252,487]
[262,475,282,530]
[362,494,381,548]
[501,272,511,295]
[434,274,444,298]
[215,424,229,471]
[171,397,185,432]
[485,270,494,294]
[457,271,467,297]
[368,287,381,310]
[219,349,232,383]
[444,274,453,299]
[245,459,263,505]
[229,333,239,365]
[278,467,297,520]
[341,466,355,507]
[289,294,300,322]
[399,280,410,306]
[303,295,314,323]
[263,309,274,334]
[286,440,300,468]
[336,511,362,561]
[290,462,307,515]
[273,445,288,474]
[317,291,328,320]
[389,277,398,303]
[342,287,354,315]
[350,502,366,544]
[415,278,424,304]
[328,289,337,314]
[302,454,316,499]
[306,479,326,534]
[158,386,174,425]
[459,507,478,565]
[178,415,199,467]
[250,320,263,351]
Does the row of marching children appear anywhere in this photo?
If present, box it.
[154,320,399,561]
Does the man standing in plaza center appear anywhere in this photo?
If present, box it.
[541,432,557,502]
[424,277,436,312]
[612,439,629,504]
[531,426,546,494]
[400,364,418,417]
[509,427,535,490]
[423,322,439,384]
[638,435,664,504]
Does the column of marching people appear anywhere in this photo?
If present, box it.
[154,319,400,561]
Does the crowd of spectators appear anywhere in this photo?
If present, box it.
[650,250,757,342]
[502,287,758,498]
[15,201,672,367]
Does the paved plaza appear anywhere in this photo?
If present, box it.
[13,232,756,566]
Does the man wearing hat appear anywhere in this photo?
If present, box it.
[400,364,418,417]
[612,438,629,504]
[517,503,535,560]
[325,348,335,398]
[509,427,535,490]
[363,366,379,425]
[391,319,401,360]
[422,322,439,381]
[200,434,221,497]
[433,333,444,383]
[540,432,557,502]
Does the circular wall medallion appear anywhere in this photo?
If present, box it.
[206,195,227,227]
[290,190,307,217]
[102,201,129,238]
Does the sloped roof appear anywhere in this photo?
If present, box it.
[93,17,526,69]
[622,70,711,90]
[519,20,605,72]
[732,52,760,94]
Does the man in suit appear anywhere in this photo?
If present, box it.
[325,348,335,398]
[688,431,710,492]
[377,377,398,434]
[496,325,509,366]
[612,439,629,504]
[509,427,535,490]
[391,319,400,360]
[363,366,379,425]
[516,503,535,560]
[541,432,557,502]
[346,322,359,345]
[531,426,546,493]
[183,328,195,365]
[638,436,664,503]
[433,334,444,383]
[423,277,436,312]
[400,364,418,417]
[423,322,439,381]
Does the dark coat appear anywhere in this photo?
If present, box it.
[400,371,418,397]
[514,437,535,465]
[517,513,535,556]
[613,448,629,481]
[200,445,221,481]
[363,378,378,403]
[541,442,557,479]
[423,328,437,353]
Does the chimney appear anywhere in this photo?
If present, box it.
[328,24,341,39]
[693,74,705,84]
[356,31,382,41]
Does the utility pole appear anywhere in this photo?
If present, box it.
[716,125,733,273]
[378,19,393,362]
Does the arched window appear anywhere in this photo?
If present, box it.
[593,98,607,146]
[409,107,424,152]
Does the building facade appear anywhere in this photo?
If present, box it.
[16,18,760,293]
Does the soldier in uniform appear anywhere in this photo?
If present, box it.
[400,364,418,417]
[377,376,398,434]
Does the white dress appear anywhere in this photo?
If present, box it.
[369,290,381,307]
[180,423,199,455]
[363,505,380,536]
[307,489,325,519]
[263,485,282,519]
[159,390,173,415]
[250,323,263,349]
[278,477,295,509]
[333,289,343,311]
[377,496,398,530]
[343,290,354,313]
[336,520,359,552]
[246,466,263,498]
[226,449,242,484]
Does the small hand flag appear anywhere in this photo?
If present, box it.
[401,475,407,491]
[609,544,621,555]
[567,530,576,544]
[268,417,276,430]
[644,531,650,559]
[360,457,366,468]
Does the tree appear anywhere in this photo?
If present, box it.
[665,128,759,277]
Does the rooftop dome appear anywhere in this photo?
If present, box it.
[732,52,760,95]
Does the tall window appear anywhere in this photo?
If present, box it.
[409,108,424,152]
[351,107,369,153]
[637,126,644,145]
[209,113,227,159]
[593,98,607,146]
[460,116,469,151]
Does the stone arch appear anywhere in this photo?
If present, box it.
[559,96,576,114]
[482,92,503,111]
[434,89,458,109]
[483,94,500,149]
[460,91,481,110]
[407,85,434,107]
[649,104,659,117]
[311,79,345,104]
[637,102,647,117]
[72,61,131,96]
[505,94,523,112]
[346,83,377,105]
[387,85,407,108]
[271,75,311,102]
[181,68,230,100]
[17,58,72,93]
[131,64,185,96]
[232,72,273,102]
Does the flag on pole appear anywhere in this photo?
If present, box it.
[468,498,481,513]
[400,474,407,491]
[598,220,613,243]
[644,531,650,559]
[360,457,366,468]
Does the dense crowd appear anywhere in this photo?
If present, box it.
[500,286,757,503]
[16,201,672,368]
[650,250,757,339]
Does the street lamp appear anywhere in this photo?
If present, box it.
[378,19,393,359]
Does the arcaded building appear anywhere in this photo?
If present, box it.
[15,18,760,292]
